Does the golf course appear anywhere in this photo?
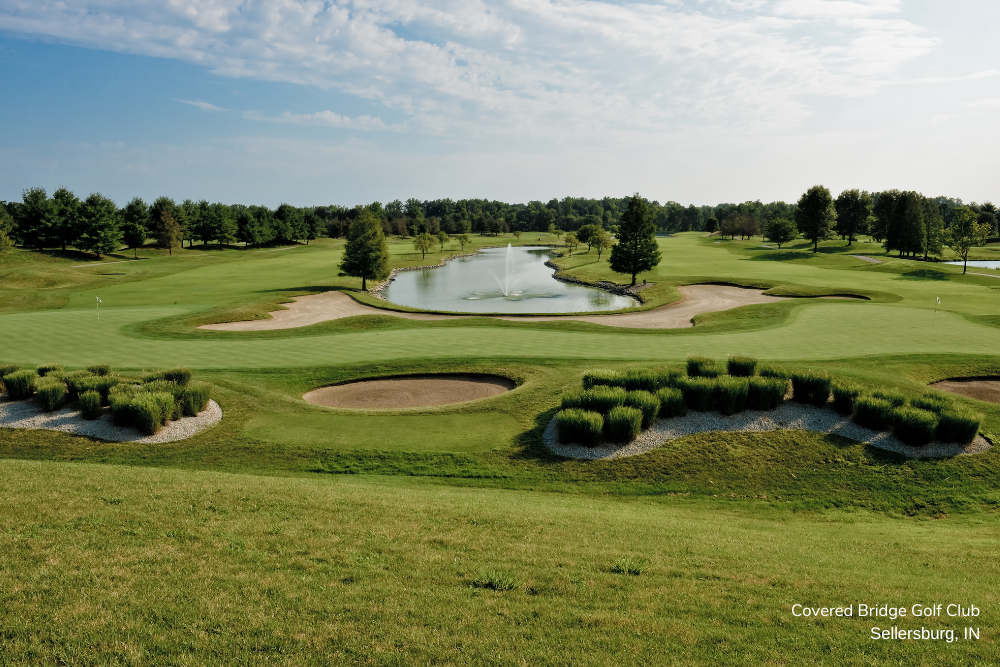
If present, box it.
[2,231,999,664]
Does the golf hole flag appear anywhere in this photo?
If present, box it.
[97,296,102,321]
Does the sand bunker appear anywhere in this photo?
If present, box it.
[930,379,1000,404]
[303,374,515,409]
[201,284,834,331]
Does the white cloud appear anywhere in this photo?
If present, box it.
[0,0,938,140]
[243,110,398,131]
[175,99,230,112]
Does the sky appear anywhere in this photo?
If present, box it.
[0,0,997,208]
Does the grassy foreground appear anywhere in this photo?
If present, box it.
[1,459,996,666]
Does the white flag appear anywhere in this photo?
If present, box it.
[936,297,940,304]
[96,297,102,303]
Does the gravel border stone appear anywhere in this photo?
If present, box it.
[0,395,223,444]
[543,401,990,460]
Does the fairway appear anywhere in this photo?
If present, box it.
[2,232,1000,665]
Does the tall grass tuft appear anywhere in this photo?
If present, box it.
[86,364,111,376]
[758,365,789,380]
[872,389,906,408]
[654,368,683,389]
[0,363,23,392]
[78,376,122,405]
[727,355,757,377]
[852,397,894,431]
[471,569,518,591]
[560,392,582,410]
[831,383,863,415]
[610,556,650,576]
[578,386,627,414]
[715,376,749,415]
[624,390,660,428]
[604,406,643,442]
[791,372,831,407]
[4,370,38,400]
[893,407,938,447]
[161,367,192,386]
[555,409,604,446]
[619,369,659,393]
[936,410,981,444]
[686,355,717,378]
[78,391,102,420]
[678,377,717,412]
[747,376,786,410]
[582,370,620,390]
[182,382,212,416]
[35,378,67,412]
[36,364,64,378]
[61,370,93,401]
[911,393,954,415]
[657,387,687,418]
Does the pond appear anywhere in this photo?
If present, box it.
[382,245,638,314]
[943,260,1000,269]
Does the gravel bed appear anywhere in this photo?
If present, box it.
[543,401,991,460]
[0,395,223,444]
[850,255,883,264]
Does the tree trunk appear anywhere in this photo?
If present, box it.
[362,276,367,291]
[631,272,637,286]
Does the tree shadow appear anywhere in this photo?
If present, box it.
[898,269,950,281]
[749,251,814,262]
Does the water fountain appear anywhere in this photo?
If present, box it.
[491,243,520,297]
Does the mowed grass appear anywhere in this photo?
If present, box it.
[1,459,997,666]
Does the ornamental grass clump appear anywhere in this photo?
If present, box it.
[758,365,789,380]
[893,407,939,447]
[715,376,749,416]
[35,377,67,412]
[578,386,627,414]
[678,377,717,412]
[582,370,620,390]
[604,406,643,443]
[560,392,582,411]
[727,355,757,377]
[619,369,659,393]
[936,410,981,444]
[654,368,683,389]
[624,390,660,428]
[872,389,906,408]
[686,355,717,378]
[610,556,649,576]
[555,409,604,446]
[852,396,894,431]
[657,387,687,418]
[911,393,954,415]
[832,383,863,415]
[36,364,63,377]
[78,375,122,405]
[86,364,110,376]
[182,382,212,416]
[791,372,831,407]
[0,363,22,391]
[78,390,102,420]
[4,370,38,400]
[62,370,93,400]
[747,377,787,411]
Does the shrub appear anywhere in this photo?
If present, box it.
[872,389,906,408]
[36,363,64,377]
[678,377,717,412]
[894,407,939,447]
[4,370,38,400]
[747,377,787,411]
[79,391,102,420]
[560,392,582,410]
[582,369,620,390]
[61,370,93,400]
[35,378,67,412]
[86,364,111,376]
[129,394,163,435]
[610,556,649,576]
[657,387,687,418]
[93,376,121,404]
[181,382,212,416]
[727,355,757,377]
[791,372,831,407]
[831,383,862,415]
[619,369,659,393]
[758,365,788,380]
[852,397,894,431]
[109,386,140,426]
[0,363,22,391]
[654,368,683,389]
[936,410,981,444]
[911,393,953,415]
[149,392,176,425]
[471,569,518,591]
[578,386,627,414]
[624,390,660,428]
[604,406,643,442]
[555,409,604,446]
[686,355,717,378]
[715,376,749,415]
[161,367,192,386]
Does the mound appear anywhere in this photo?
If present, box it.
[930,378,1000,404]
[303,374,515,409]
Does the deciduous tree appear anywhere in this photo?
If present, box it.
[609,194,661,285]
[339,211,391,290]
[945,206,990,274]
[437,231,449,250]
[564,232,579,255]
[765,218,797,248]
[413,232,435,260]
[834,189,873,246]
[795,186,837,252]
[154,208,181,255]
[593,228,613,260]
[52,187,81,251]
[455,233,470,251]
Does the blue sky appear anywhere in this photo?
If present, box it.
[0,0,997,207]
